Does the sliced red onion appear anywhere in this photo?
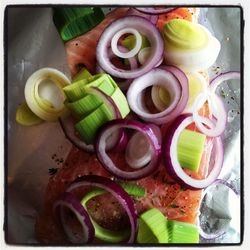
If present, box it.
[209,71,240,93]
[199,179,239,239]
[96,15,164,79]
[59,116,94,153]
[135,7,176,14]
[192,91,227,137]
[66,175,138,243]
[163,114,224,190]
[111,28,142,59]
[95,119,162,180]
[127,68,185,125]
[125,124,162,169]
[53,192,95,243]
[127,8,158,25]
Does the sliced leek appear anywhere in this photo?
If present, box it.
[72,68,92,83]
[75,103,113,144]
[53,7,105,42]
[168,220,199,243]
[177,129,206,172]
[24,68,70,121]
[121,34,150,51]
[63,74,115,102]
[137,208,168,243]
[65,94,102,118]
[16,102,43,126]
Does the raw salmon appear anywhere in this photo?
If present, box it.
[157,8,194,30]
[35,7,214,244]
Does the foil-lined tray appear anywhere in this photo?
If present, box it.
[6,7,241,244]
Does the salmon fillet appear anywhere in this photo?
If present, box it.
[35,7,214,244]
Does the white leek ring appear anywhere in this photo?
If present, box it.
[24,68,70,121]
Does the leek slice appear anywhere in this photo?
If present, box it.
[121,34,150,51]
[65,94,102,118]
[81,183,145,242]
[168,220,199,243]
[16,102,43,126]
[63,74,115,102]
[72,68,92,83]
[24,68,70,121]
[53,7,105,42]
[137,208,168,243]
[75,103,113,144]
[177,129,206,172]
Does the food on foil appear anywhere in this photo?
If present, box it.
[14,7,240,244]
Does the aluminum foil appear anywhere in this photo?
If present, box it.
[6,7,241,244]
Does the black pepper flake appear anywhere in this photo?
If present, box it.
[48,167,59,175]
[180,209,186,214]
[169,204,179,208]
[231,96,235,100]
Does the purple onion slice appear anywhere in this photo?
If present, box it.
[163,114,224,190]
[66,175,138,243]
[96,15,164,79]
[127,66,188,125]
[95,119,162,180]
[53,192,95,243]
[135,7,177,15]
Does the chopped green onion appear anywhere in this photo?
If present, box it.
[80,182,145,242]
[75,103,113,144]
[72,68,92,83]
[16,102,43,126]
[177,129,206,172]
[137,208,168,243]
[167,220,199,243]
[53,7,105,42]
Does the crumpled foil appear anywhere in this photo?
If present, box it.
[6,7,241,244]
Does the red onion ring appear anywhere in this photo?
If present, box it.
[199,179,239,239]
[96,15,164,79]
[127,67,188,125]
[163,114,224,190]
[192,91,227,137]
[95,119,162,180]
[53,192,95,243]
[125,124,162,169]
[127,7,158,24]
[66,175,138,243]
[209,71,240,93]
[135,7,177,14]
